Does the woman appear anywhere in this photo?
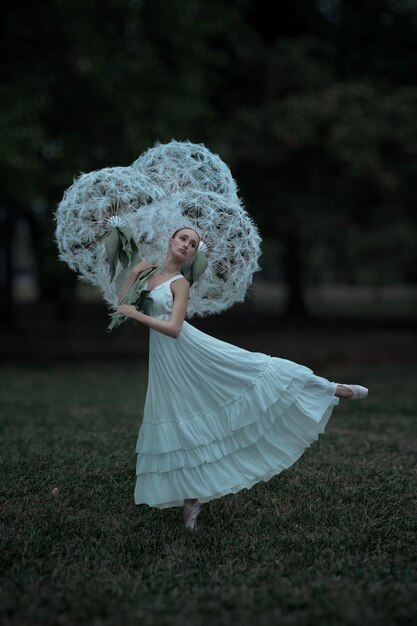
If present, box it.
[117,227,368,531]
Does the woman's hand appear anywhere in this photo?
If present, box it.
[118,259,157,304]
[116,304,138,319]
[116,279,190,338]
[131,259,158,277]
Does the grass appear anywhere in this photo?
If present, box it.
[1,359,416,626]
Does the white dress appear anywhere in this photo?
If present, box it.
[134,275,339,509]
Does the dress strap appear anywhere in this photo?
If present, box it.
[167,274,185,287]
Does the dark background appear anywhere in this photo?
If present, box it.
[1,5,417,625]
[1,0,416,362]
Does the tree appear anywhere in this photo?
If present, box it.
[218,2,417,316]
[0,0,258,319]
[1,0,416,322]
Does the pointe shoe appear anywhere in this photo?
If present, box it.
[338,384,369,400]
[183,500,204,532]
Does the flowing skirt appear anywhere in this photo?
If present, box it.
[134,322,339,509]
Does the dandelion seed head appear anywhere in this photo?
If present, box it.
[55,141,261,317]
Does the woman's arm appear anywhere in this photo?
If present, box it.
[116,278,190,338]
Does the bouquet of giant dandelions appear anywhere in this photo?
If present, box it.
[55,140,262,325]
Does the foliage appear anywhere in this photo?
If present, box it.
[225,36,417,286]
[1,0,416,309]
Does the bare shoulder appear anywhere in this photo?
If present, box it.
[171,277,190,296]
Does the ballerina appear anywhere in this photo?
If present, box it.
[116,226,368,532]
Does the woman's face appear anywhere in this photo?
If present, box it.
[169,228,199,261]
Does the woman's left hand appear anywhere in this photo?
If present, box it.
[116,304,138,319]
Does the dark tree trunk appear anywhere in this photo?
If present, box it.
[0,205,15,326]
[282,226,308,319]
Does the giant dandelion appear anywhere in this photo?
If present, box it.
[55,140,262,318]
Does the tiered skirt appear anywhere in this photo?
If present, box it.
[134,322,339,509]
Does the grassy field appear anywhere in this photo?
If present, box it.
[1,358,416,626]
